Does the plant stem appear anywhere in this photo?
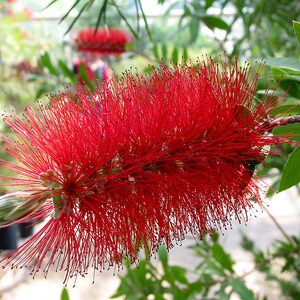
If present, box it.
[270,115,300,128]
[260,202,298,248]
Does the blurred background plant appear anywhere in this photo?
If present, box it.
[111,232,300,300]
[0,0,300,299]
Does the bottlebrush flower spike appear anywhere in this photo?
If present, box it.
[74,27,133,55]
[0,56,294,285]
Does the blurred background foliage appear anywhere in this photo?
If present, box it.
[0,0,300,299]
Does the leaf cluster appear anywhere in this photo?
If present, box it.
[111,231,300,300]
[254,22,300,193]
[111,234,257,300]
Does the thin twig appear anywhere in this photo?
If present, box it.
[270,115,300,128]
[259,202,298,248]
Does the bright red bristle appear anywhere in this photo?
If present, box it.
[0,56,292,285]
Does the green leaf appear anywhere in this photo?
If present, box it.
[187,281,204,294]
[279,146,300,191]
[59,0,81,24]
[205,0,215,10]
[134,260,148,287]
[183,47,188,61]
[265,57,300,73]
[79,63,94,92]
[44,0,59,9]
[212,243,234,273]
[270,104,300,116]
[189,17,200,43]
[158,245,169,271]
[171,47,179,64]
[95,0,108,30]
[111,1,139,41]
[86,0,96,10]
[218,283,232,300]
[138,0,154,43]
[273,124,300,141]
[169,266,188,284]
[143,66,154,73]
[58,60,77,83]
[161,44,168,61]
[279,79,300,99]
[35,83,55,100]
[271,67,300,86]
[204,261,226,276]
[61,287,70,300]
[203,16,229,31]
[280,75,300,83]
[154,293,165,300]
[39,52,59,76]
[153,43,159,59]
[64,2,89,35]
[240,234,255,252]
[229,278,255,300]
[293,20,300,47]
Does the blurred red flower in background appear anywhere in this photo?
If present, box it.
[0,56,292,285]
[74,27,133,55]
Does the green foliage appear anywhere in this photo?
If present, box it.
[241,234,300,299]
[113,232,300,300]
[112,234,258,300]
[152,44,188,64]
[38,51,77,84]
[279,146,300,192]
[46,0,153,39]
[254,55,300,196]
[61,287,70,300]
[46,1,300,59]
[36,51,97,97]
[293,21,300,47]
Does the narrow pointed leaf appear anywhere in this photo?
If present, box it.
[39,52,59,76]
[79,63,94,92]
[279,146,300,191]
[171,47,179,64]
[59,0,81,24]
[158,246,168,271]
[95,0,108,31]
[229,278,255,300]
[61,287,70,300]
[162,44,168,60]
[153,43,159,59]
[212,243,234,273]
[44,0,59,10]
[58,60,77,83]
[203,16,229,30]
[189,17,200,43]
[64,2,89,35]
[293,20,300,47]
[183,47,188,60]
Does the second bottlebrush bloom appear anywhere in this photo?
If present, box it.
[0,56,293,284]
[74,27,133,54]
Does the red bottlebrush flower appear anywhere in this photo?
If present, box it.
[0,56,293,285]
[74,27,133,55]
